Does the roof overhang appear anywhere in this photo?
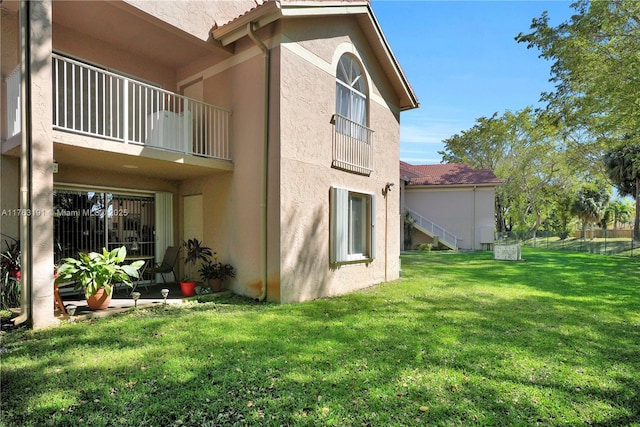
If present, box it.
[211,0,419,111]
[406,182,502,189]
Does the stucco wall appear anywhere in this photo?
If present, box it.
[0,3,19,238]
[124,0,258,41]
[278,17,401,303]
[52,23,177,91]
[405,186,496,250]
[178,44,278,300]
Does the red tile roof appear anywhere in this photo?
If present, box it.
[400,162,501,186]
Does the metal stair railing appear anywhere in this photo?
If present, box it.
[406,208,459,249]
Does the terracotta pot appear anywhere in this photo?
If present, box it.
[86,288,112,310]
[180,281,197,297]
[208,278,223,292]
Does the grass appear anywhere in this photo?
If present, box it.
[522,236,639,257]
[1,248,639,426]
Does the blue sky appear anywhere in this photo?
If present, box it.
[370,0,575,165]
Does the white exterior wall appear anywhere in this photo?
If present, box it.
[405,186,496,251]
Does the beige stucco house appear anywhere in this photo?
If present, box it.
[400,162,501,251]
[1,0,418,328]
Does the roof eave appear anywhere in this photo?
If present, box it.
[358,4,418,110]
[211,1,419,110]
[407,182,502,189]
[211,1,282,46]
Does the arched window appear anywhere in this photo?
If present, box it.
[335,54,368,127]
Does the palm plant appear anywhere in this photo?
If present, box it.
[604,142,640,240]
[0,239,21,310]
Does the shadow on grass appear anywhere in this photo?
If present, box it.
[1,249,639,426]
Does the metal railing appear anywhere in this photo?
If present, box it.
[5,66,21,139]
[51,54,232,160]
[331,113,374,175]
[406,208,459,249]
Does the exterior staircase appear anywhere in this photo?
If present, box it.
[406,208,459,250]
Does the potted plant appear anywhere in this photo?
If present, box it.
[55,246,144,310]
[199,252,235,292]
[180,238,212,296]
[0,239,21,310]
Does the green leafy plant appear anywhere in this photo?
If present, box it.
[417,243,433,252]
[0,239,21,310]
[55,246,144,299]
[199,252,235,282]
[182,238,212,281]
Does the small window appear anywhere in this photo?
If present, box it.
[330,187,376,263]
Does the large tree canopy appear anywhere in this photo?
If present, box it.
[440,108,577,233]
[516,0,640,142]
[437,2,638,238]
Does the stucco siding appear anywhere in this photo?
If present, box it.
[52,22,177,92]
[405,186,496,250]
[124,0,258,41]
[278,18,401,303]
[178,47,280,300]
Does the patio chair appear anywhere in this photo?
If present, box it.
[147,246,180,285]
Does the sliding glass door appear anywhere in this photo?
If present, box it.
[53,188,155,262]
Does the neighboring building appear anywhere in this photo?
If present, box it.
[0,0,418,328]
[400,162,501,251]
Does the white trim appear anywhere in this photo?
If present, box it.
[330,186,376,264]
[155,192,174,271]
[281,37,389,110]
[281,4,370,17]
[177,43,267,88]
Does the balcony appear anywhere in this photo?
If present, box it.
[5,54,232,163]
[331,114,374,176]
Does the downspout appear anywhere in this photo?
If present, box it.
[14,0,32,325]
[472,185,477,250]
[247,23,270,301]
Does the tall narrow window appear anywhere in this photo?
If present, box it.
[332,54,373,175]
[336,54,368,131]
[330,187,376,263]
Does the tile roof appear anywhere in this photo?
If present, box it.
[213,0,267,29]
[400,161,502,186]
[215,0,370,28]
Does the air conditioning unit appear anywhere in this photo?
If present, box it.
[145,110,192,152]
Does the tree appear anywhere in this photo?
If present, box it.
[516,1,640,147]
[440,108,576,233]
[571,184,610,239]
[604,142,640,239]
[607,199,633,230]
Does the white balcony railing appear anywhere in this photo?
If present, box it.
[5,66,21,139]
[331,114,374,176]
[51,54,232,160]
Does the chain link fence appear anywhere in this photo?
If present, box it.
[495,229,639,257]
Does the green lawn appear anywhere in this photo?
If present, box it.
[1,249,639,426]
[524,236,639,257]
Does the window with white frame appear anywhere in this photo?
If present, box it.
[335,54,368,137]
[330,187,376,263]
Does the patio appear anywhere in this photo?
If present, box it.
[55,282,186,321]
